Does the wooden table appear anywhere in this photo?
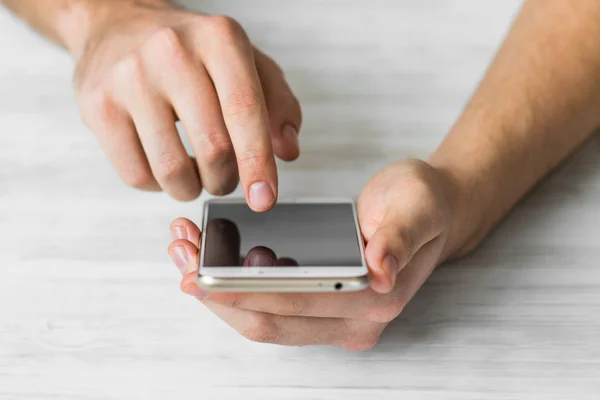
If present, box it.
[2,1,599,398]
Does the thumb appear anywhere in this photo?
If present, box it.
[364,206,442,294]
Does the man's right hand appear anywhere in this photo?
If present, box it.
[72,1,301,210]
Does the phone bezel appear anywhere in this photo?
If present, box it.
[198,197,369,278]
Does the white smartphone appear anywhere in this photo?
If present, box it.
[197,198,370,292]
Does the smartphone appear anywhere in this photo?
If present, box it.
[197,198,370,292]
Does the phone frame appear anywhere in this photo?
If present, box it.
[197,197,370,292]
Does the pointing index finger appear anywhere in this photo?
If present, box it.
[202,21,278,212]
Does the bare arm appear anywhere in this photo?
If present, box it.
[3,0,75,45]
[430,0,600,258]
[2,0,171,57]
[1,0,135,57]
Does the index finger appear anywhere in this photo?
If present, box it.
[206,289,388,320]
[202,18,277,212]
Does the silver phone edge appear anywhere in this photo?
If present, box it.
[196,274,370,293]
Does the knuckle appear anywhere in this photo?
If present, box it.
[116,54,146,89]
[93,92,114,123]
[154,153,190,182]
[147,27,190,70]
[241,315,279,344]
[256,50,285,78]
[342,333,381,351]
[207,15,248,43]
[121,165,155,190]
[149,26,182,53]
[237,150,270,171]
[223,87,263,118]
[200,131,234,165]
[205,175,239,197]
[79,88,115,127]
[363,298,404,323]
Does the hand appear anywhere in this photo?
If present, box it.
[167,160,458,350]
[73,1,301,210]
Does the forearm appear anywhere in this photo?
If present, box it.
[2,0,170,57]
[430,0,600,259]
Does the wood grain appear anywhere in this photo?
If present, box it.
[1,1,599,399]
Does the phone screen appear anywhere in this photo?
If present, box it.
[202,203,364,267]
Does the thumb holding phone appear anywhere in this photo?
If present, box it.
[357,159,454,295]
[166,159,459,349]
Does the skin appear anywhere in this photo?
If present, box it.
[168,0,600,350]
[6,0,600,349]
[3,0,302,209]
[169,160,454,349]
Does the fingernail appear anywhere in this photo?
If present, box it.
[183,282,207,299]
[249,182,274,211]
[170,246,188,273]
[171,225,187,240]
[382,255,399,286]
[281,124,299,147]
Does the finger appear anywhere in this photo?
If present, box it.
[169,217,201,244]
[254,49,301,161]
[79,92,160,191]
[364,203,444,294]
[390,239,445,312]
[201,18,277,212]
[117,59,201,201]
[180,270,207,298]
[201,300,384,348]
[168,238,199,276]
[244,246,277,267]
[133,101,201,200]
[155,45,238,195]
[206,288,390,320]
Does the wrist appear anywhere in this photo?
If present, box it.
[54,0,175,59]
[428,154,487,262]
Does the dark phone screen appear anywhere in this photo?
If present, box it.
[203,203,364,267]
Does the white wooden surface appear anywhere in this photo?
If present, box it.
[2,1,600,399]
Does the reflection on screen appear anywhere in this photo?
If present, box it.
[203,203,363,267]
